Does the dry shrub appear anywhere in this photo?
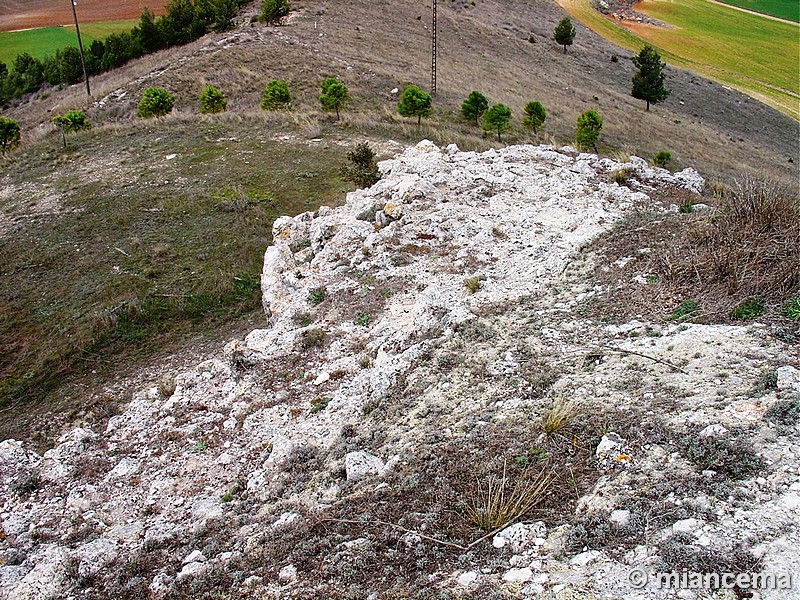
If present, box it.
[655,177,799,319]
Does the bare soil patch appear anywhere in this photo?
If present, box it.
[0,0,166,32]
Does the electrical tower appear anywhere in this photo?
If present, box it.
[430,0,437,96]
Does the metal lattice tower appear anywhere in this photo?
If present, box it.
[430,0,437,96]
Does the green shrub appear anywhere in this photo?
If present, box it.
[137,87,175,118]
[653,150,672,168]
[782,297,800,321]
[318,77,349,120]
[575,110,603,152]
[461,91,489,127]
[340,142,381,189]
[199,84,227,114]
[261,0,289,24]
[669,299,698,321]
[51,109,90,148]
[730,297,765,320]
[260,80,291,110]
[0,117,21,154]
[766,399,800,427]
[680,432,764,480]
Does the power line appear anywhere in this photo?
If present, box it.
[430,0,437,96]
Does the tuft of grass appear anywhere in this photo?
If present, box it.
[542,398,580,436]
[464,276,482,294]
[678,198,695,213]
[310,396,331,414]
[783,297,800,321]
[669,299,698,322]
[731,297,765,320]
[355,313,372,326]
[611,167,632,184]
[307,287,327,306]
[464,462,554,531]
[653,150,672,169]
[157,377,176,399]
[300,328,325,349]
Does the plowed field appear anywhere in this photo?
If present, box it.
[0,0,165,32]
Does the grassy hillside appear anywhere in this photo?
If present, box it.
[0,0,797,444]
[0,21,137,65]
[557,0,800,119]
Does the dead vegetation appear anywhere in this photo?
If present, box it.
[589,178,800,325]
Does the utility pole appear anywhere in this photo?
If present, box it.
[430,0,437,96]
[70,0,91,99]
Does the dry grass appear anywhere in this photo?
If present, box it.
[465,461,554,531]
[653,177,799,319]
[589,178,799,324]
[542,398,580,436]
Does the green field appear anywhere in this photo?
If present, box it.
[557,0,800,119]
[717,0,799,22]
[0,20,137,66]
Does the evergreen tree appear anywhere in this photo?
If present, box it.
[340,142,381,189]
[632,44,671,111]
[51,110,91,148]
[522,101,546,135]
[397,85,432,125]
[261,0,290,24]
[319,77,349,120]
[461,90,489,126]
[137,8,165,53]
[199,85,227,113]
[553,17,576,53]
[261,80,291,110]
[482,103,512,142]
[575,109,603,152]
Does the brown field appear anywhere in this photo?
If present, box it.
[0,0,166,32]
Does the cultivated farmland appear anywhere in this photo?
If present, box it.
[557,0,800,119]
[0,21,137,65]
[717,0,799,22]
[0,0,165,32]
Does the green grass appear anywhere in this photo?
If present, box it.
[717,0,799,22]
[0,114,348,415]
[0,20,137,65]
[556,0,800,119]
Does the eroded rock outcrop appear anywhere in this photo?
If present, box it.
[1,142,797,600]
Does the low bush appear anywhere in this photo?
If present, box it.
[137,87,175,118]
[653,150,672,168]
[340,142,380,189]
[199,85,227,114]
[680,431,765,480]
[261,80,291,110]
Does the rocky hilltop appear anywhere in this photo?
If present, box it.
[1,142,798,599]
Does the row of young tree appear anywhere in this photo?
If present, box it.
[0,0,251,105]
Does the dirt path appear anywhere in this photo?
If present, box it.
[706,0,799,25]
[0,0,165,32]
